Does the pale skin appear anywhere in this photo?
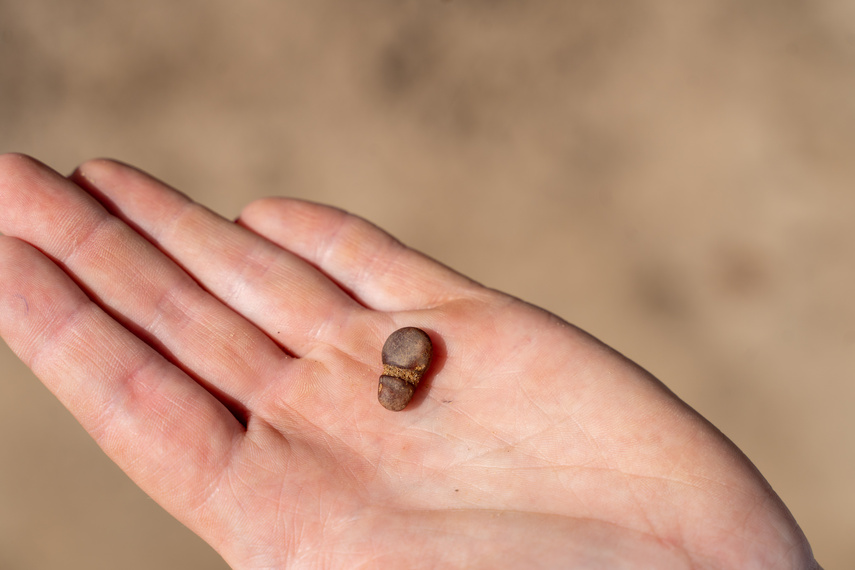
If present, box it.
[0,154,819,569]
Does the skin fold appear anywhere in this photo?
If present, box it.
[0,154,820,569]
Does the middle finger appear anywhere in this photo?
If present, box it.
[70,158,368,357]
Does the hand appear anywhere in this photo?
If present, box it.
[0,155,818,569]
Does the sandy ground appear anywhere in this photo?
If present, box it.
[1,1,854,567]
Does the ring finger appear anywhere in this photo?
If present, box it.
[0,154,288,408]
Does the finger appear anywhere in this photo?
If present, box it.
[0,236,243,522]
[69,158,368,356]
[238,198,478,312]
[0,153,286,405]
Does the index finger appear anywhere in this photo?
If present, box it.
[238,197,481,312]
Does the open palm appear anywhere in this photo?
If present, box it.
[0,155,816,569]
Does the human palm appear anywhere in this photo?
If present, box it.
[0,155,816,569]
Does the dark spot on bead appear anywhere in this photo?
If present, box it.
[378,327,432,411]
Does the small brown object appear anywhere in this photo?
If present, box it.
[378,327,433,411]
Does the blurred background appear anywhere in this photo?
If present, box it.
[1,1,853,567]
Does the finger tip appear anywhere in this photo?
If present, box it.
[71,157,126,182]
[0,153,50,187]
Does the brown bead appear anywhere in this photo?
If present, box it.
[378,327,432,411]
